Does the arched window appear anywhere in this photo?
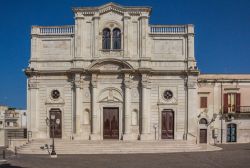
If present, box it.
[199,118,208,124]
[112,28,121,49]
[102,28,111,49]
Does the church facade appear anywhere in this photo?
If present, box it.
[25,3,199,141]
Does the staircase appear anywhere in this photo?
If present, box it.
[17,139,221,154]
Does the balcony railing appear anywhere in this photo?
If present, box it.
[32,25,75,35]
[223,106,250,113]
[150,25,191,34]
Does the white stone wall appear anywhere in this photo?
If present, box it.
[26,3,198,141]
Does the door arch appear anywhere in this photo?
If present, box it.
[227,123,237,142]
[161,110,174,139]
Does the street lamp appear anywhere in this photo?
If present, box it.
[45,114,59,158]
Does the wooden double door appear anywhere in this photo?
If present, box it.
[49,109,62,138]
[103,107,119,139]
[162,110,174,139]
[199,129,207,143]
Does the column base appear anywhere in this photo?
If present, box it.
[90,134,101,140]
[140,134,154,140]
[122,134,138,140]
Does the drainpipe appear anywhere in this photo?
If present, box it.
[185,75,189,141]
[220,81,223,143]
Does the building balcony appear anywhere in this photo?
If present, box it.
[223,106,250,120]
[223,106,250,113]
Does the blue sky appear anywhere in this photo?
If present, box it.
[0,0,250,109]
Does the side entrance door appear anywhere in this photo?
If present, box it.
[227,123,237,142]
[162,110,174,139]
[49,109,62,138]
[103,107,119,139]
[199,129,207,143]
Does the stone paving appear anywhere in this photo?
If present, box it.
[1,144,250,168]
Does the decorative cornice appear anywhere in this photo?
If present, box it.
[25,68,199,76]
[72,2,151,16]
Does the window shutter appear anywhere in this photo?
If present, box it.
[224,94,228,113]
[236,93,241,113]
[200,97,207,108]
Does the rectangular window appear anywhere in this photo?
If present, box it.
[225,93,241,112]
[200,97,208,108]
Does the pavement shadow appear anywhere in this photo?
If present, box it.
[0,164,25,168]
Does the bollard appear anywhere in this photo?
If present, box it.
[3,150,5,159]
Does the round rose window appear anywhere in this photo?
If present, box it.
[163,90,173,100]
[51,89,60,99]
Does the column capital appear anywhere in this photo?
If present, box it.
[141,73,151,89]
[28,80,38,89]
[74,81,82,89]
[91,73,98,88]
[141,81,151,89]
[124,73,132,88]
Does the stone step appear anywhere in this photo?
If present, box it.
[17,139,220,154]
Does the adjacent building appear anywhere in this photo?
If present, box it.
[198,74,250,144]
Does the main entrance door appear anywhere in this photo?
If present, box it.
[49,109,62,138]
[103,107,119,139]
[162,110,174,139]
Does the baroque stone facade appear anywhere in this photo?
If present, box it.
[25,2,199,141]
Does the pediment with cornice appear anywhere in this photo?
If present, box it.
[73,2,151,17]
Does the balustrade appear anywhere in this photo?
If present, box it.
[33,25,75,35]
[150,25,187,34]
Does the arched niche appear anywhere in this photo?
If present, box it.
[83,108,90,125]
[131,109,138,126]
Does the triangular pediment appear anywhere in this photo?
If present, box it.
[73,2,151,16]
[99,2,124,15]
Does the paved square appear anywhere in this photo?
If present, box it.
[1,144,250,168]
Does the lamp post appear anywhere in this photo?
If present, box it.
[46,114,59,158]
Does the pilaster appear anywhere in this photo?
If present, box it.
[90,73,101,140]
[92,14,100,58]
[187,75,198,141]
[74,74,83,137]
[122,73,132,140]
[28,79,39,138]
[123,13,130,58]
[139,15,149,59]
[140,73,153,140]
